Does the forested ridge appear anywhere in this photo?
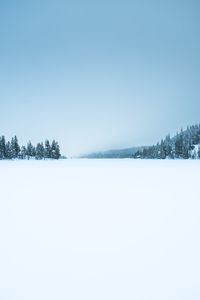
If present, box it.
[84,123,200,159]
[133,124,200,159]
[0,136,61,160]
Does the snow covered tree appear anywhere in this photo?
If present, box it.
[11,136,20,158]
[26,141,35,159]
[51,140,60,159]
[5,141,12,159]
[0,136,6,159]
[35,143,45,160]
[20,146,27,159]
[44,140,51,158]
[132,124,200,160]
[175,136,183,158]
[0,136,62,160]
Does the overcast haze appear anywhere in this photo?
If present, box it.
[0,0,199,156]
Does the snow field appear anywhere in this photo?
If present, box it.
[0,159,200,300]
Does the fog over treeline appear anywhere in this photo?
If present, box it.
[1,123,200,160]
[84,123,200,159]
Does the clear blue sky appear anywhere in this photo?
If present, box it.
[0,0,199,156]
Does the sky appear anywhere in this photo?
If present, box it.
[0,0,200,156]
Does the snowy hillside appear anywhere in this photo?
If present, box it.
[0,160,200,300]
[84,124,200,159]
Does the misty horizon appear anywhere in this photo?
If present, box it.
[0,0,199,156]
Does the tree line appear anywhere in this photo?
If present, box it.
[133,124,200,159]
[0,136,61,160]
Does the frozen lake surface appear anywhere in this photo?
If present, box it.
[0,159,200,300]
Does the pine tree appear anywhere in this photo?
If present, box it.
[5,141,12,159]
[175,135,183,158]
[11,136,20,158]
[44,140,51,158]
[160,140,166,159]
[55,143,61,159]
[0,136,6,159]
[51,140,61,159]
[26,141,35,159]
[20,146,27,159]
[35,143,44,160]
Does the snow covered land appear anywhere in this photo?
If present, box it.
[0,159,200,300]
